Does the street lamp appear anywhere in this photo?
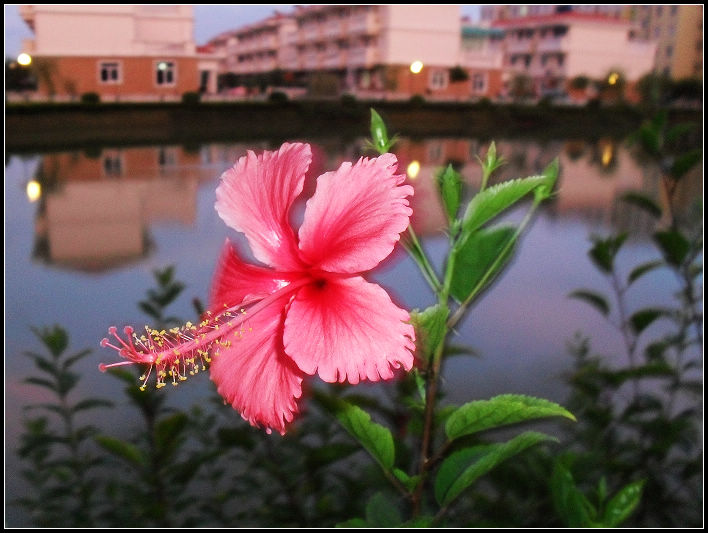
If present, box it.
[17,53,32,66]
[408,60,424,98]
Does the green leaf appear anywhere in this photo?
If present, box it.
[654,230,690,266]
[620,191,662,218]
[393,468,421,493]
[445,394,575,441]
[365,492,402,527]
[72,398,113,413]
[588,233,627,273]
[31,325,69,358]
[436,164,463,223]
[602,480,645,527]
[316,394,395,471]
[409,304,449,362]
[23,376,57,392]
[368,108,398,154]
[155,412,189,457]
[629,308,665,335]
[670,149,702,179]
[462,174,550,234]
[569,289,611,316]
[628,260,663,285]
[336,518,368,528]
[95,435,146,467]
[435,431,555,506]
[551,460,597,527]
[534,157,560,202]
[449,225,517,303]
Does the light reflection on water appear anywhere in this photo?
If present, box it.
[4,136,701,524]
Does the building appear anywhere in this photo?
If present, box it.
[208,5,481,100]
[632,4,703,79]
[481,4,702,81]
[491,12,656,101]
[18,5,219,101]
[459,24,505,100]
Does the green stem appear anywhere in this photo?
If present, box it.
[405,226,442,293]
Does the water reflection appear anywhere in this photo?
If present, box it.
[25,138,700,272]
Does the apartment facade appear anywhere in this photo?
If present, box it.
[633,4,703,79]
[209,5,488,100]
[482,4,702,81]
[19,5,219,101]
[492,12,656,100]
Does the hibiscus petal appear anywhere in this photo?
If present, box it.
[283,276,415,384]
[210,239,297,309]
[215,142,311,270]
[209,293,304,435]
[298,153,414,273]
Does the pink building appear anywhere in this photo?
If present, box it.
[491,12,657,101]
[209,5,491,100]
[18,5,220,101]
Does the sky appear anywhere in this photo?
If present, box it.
[4,4,481,60]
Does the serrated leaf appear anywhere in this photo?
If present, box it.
[445,394,575,441]
[654,230,690,266]
[410,304,449,362]
[462,174,549,234]
[602,480,645,527]
[435,431,555,506]
[629,308,665,335]
[450,225,517,303]
[620,191,662,218]
[569,289,610,316]
[436,164,463,222]
[628,260,663,285]
[365,492,402,527]
[95,435,146,466]
[534,158,560,202]
[317,394,395,471]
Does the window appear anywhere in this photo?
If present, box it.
[429,69,448,90]
[472,73,487,93]
[99,61,121,84]
[155,61,176,86]
[102,151,123,177]
[666,45,673,57]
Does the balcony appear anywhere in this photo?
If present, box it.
[349,13,379,35]
[506,38,534,55]
[537,37,569,54]
[348,46,378,68]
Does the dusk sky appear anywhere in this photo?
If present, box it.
[4,4,481,60]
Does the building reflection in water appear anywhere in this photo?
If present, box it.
[29,138,701,272]
[32,146,211,272]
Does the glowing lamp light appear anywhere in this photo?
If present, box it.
[406,160,421,179]
[608,72,620,86]
[157,61,168,71]
[26,180,41,202]
[601,143,614,167]
[409,60,424,75]
[17,53,32,66]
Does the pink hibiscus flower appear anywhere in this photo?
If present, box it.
[100,142,416,434]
